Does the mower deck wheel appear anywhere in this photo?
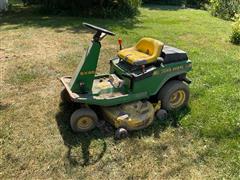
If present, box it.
[115,128,128,139]
[156,109,168,120]
[70,108,98,132]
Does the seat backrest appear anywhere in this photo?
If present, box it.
[135,38,164,57]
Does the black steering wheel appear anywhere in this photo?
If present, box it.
[83,23,115,36]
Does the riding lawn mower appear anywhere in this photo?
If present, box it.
[60,23,192,139]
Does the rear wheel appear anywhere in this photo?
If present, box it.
[158,80,189,111]
[70,108,98,132]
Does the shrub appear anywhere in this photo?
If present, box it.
[142,0,185,6]
[186,0,209,8]
[209,0,240,20]
[24,0,141,18]
[142,0,209,8]
[102,0,141,18]
[231,14,240,45]
[22,0,40,5]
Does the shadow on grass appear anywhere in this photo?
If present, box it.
[55,103,111,167]
[0,4,142,34]
[0,102,11,111]
[130,106,191,139]
[55,101,191,169]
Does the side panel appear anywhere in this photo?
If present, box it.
[132,61,192,95]
[69,41,101,93]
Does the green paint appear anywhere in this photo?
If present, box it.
[64,24,192,107]
[69,41,101,93]
[69,59,192,106]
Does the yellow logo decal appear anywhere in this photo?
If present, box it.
[80,71,95,76]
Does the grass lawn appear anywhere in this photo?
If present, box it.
[0,3,240,179]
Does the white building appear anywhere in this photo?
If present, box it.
[0,0,8,12]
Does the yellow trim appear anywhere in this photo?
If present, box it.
[76,116,93,130]
[153,100,161,112]
[169,90,186,108]
[101,101,155,130]
[80,71,95,76]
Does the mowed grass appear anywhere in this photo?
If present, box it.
[0,4,240,179]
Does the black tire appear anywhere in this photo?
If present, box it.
[115,128,128,140]
[70,108,98,132]
[158,80,189,111]
[60,88,72,103]
[156,109,168,120]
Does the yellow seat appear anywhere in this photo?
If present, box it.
[118,38,164,65]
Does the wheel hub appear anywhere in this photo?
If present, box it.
[169,90,186,108]
[77,116,93,129]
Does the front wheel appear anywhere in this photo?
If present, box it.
[70,108,98,132]
[158,80,190,111]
